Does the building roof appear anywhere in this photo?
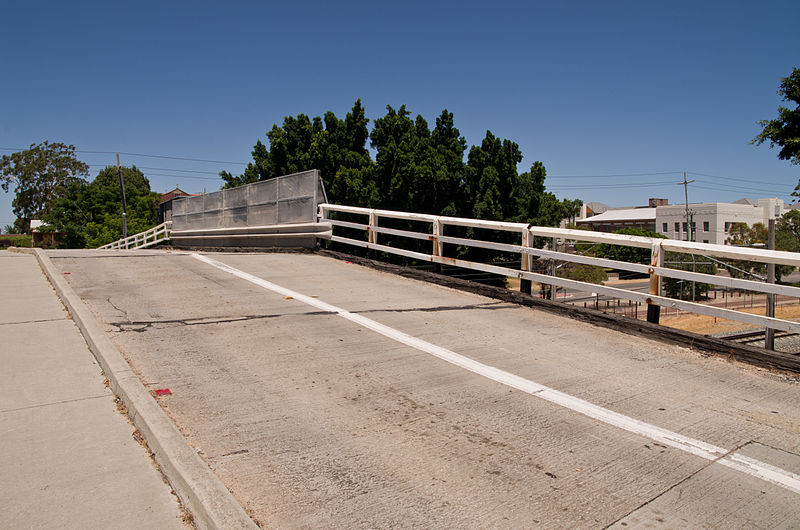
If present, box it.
[733,197,757,205]
[584,202,610,215]
[159,187,195,204]
[576,207,656,224]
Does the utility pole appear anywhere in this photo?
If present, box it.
[679,172,696,301]
[116,153,128,241]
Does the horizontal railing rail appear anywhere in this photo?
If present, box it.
[318,203,800,335]
[98,221,172,250]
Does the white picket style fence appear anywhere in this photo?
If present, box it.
[98,221,172,250]
[318,203,800,334]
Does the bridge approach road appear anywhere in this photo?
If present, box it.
[51,249,800,528]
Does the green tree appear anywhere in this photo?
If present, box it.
[777,209,800,253]
[514,163,581,229]
[219,140,270,188]
[591,227,718,299]
[724,222,770,280]
[43,180,90,248]
[370,105,466,216]
[724,218,797,281]
[222,100,377,207]
[44,165,160,248]
[371,105,426,213]
[561,199,583,225]
[322,100,378,207]
[594,227,666,263]
[428,110,467,216]
[465,131,522,221]
[514,161,547,223]
[662,251,717,300]
[0,142,89,232]
[558,263,607,284]
[753,67,800,200]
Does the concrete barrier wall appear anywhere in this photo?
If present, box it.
[170,170,331,249]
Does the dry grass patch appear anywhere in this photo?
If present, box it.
[661,304,800,335]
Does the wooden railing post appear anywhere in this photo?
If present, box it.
[550,237,558,300]
[647,241,663,323]
[432,219,443,257]
[367,210,378,260]
[368,210,378,245]
[520,228,532,295]
[432,218,444,274]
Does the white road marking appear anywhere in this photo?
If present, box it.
[192,252,800,495]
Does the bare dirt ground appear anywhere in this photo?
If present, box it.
[661,304,800,335]
[506,275,800,336]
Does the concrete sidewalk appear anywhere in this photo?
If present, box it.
[0,251,187,528]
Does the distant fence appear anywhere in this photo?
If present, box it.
[170,170,331,248]
[318,203,800,335]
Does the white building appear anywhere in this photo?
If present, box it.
[575,207,656,233]
[655,198,786,244]
[574,197,787,244]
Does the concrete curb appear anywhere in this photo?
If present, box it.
[12,248,257,530]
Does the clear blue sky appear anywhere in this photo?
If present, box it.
[2,0,799,229]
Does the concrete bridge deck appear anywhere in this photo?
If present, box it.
[46,249,800,528]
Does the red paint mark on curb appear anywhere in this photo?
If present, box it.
[155,388,172,396]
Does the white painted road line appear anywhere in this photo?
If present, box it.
[191,252,800,495]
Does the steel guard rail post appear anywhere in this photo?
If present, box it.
[317,203,800,335]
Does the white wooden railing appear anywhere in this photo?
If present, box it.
[318,204,800,334]
[98,221,172,250]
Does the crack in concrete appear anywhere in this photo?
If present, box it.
[0,317,69,326]
[105,302,513,333]
[107,310,336,332]
[106,296,130,320]
[0,394,109,414]
[603,439,753,528]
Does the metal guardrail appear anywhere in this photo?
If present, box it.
[98,221,172,250]
[318,204,800,334]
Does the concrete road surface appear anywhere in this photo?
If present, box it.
[49,249,800,528]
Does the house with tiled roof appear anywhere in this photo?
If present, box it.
[158,187,199,223]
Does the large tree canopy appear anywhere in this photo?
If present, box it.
[753,67,800,199]
[0,142,89,232]
[221,99,377,206]
[222,100,581,239]
[370,105,466,215]
[723,213,798,281]
[44,165,160,248]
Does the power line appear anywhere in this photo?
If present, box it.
[692,182,790,195]
[550,180,679,189]
[551,180,790,195]
[548,171,680,179]
[87,164,222,175]
[136,166,223,175]
[114,151,247,165]
[144,173,221,181]
[688,171,793,187]
[0,147,247,165]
